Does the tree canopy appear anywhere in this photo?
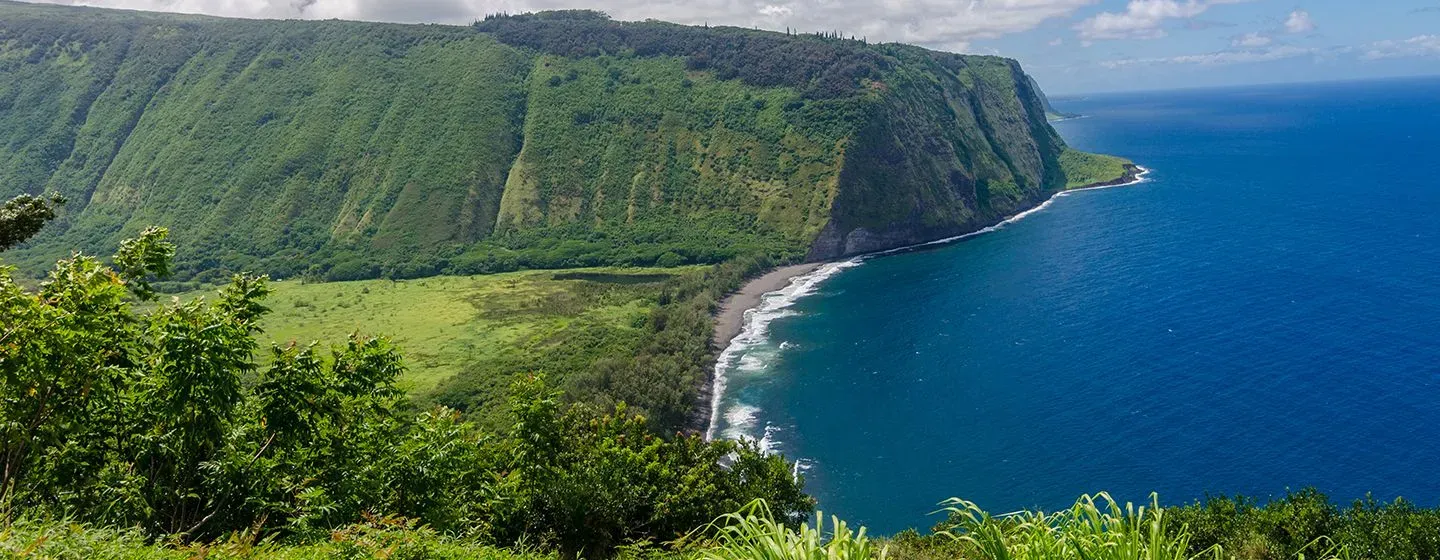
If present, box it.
[0,227,810,556]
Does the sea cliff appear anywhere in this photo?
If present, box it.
[0,3,1129,280]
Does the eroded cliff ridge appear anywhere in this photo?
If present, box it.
[0,4,1128,279]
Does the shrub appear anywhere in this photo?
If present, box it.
[0,230,810,555]
[701,500,879,560]
[935,493,1213,560]
[655,251,685,268]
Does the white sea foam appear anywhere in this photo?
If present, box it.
[874,166,1152,256]
[756,424,782,455]
[705,260,862,441]
[721,404,760,437]
[736,353,769,372]
[1063,165,1152,193]
[705,166,1152,443]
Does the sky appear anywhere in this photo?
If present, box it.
[20,0,1440,94]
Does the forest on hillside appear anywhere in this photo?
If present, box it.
[0,3,1114,285]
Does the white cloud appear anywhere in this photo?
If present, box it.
[1076,0,1251,40]
[1230,31,1270,47]
[32,0,507,22]
[1100,44,1316,67]
[1101,33,1440,69]
[26,0,1105,53]
[1362,35,1440,59]
[757,4,790,18]
[1049,37,1064,46]
[1283,9,1314,33]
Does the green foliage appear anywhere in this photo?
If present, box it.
[0,2,530,280]
[479,40,856,261]
[475,11,886,100]
[0,193,63,251]
[204,267,680,395]
[700,500,880,560]
[934,493,1212,560]
[1164,489,1440,560]
[0,1,1119,279]
[435,254,780,432]
[500,377,812,557]
[810,47,1070,256]
[0,515,553,559]
[881,491,1440,560]
[1058,149,1134,189]
[0,2,837,281]
[461,214,807,274]
[0,232,810,555]
[111,225,174,299]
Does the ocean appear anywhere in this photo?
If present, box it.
[708,76,1440,533]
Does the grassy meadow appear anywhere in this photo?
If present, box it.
[174,267,700,393]
[1059,149,1136,189]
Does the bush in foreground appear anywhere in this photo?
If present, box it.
[4,483,1438,559]
[0,515,547,560]
[0,226,810,557]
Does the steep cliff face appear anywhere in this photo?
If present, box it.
[0,3,1118,280]
[489,53,842,249]
[0,3,531,279]
[810,49,1066,259]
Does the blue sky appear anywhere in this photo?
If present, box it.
[29,0,1440,94]
[987,1,1440,94]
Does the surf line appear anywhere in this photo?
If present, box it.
[874,166,1153,256]
[705,259,861,442]
[704,166,1152,443]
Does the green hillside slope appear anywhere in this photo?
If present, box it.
[0,3,530,280]
[0,2,1128,280]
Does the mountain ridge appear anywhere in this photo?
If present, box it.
[0,1,1129,281]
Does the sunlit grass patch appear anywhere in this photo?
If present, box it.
[173,267,699,393]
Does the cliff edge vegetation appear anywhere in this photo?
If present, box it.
[0,2,1130,283]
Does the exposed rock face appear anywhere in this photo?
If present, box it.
[808,53,1068,260]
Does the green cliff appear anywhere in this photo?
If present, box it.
[0,3,1128,280]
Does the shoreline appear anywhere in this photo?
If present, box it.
[1069,163,1147,191]
[710,263,823,351]
[691,262,823,438]
[869,165,1150,258]
[697,164,1151,439]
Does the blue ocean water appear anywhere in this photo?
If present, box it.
[709,76,1440,533]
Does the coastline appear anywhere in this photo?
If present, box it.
[870,165,1151,257]
[697,164,1151,439]
[1068,163,1146,191]
[690,263,822,438]
[711,263,823,351]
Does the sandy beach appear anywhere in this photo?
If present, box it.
[711,263,822,350]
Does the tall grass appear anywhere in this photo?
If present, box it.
[0,515,551,559]
[0,495,1368,559]
[935,493,1212,560]
[934,493,1360,560]
[698,495,1357,560]
[700,500,883,560]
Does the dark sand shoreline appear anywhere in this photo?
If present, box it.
[688,263,822,435]
[711,263,822,351]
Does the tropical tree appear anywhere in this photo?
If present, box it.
[0,224,811,553]
[0,193,63,251]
